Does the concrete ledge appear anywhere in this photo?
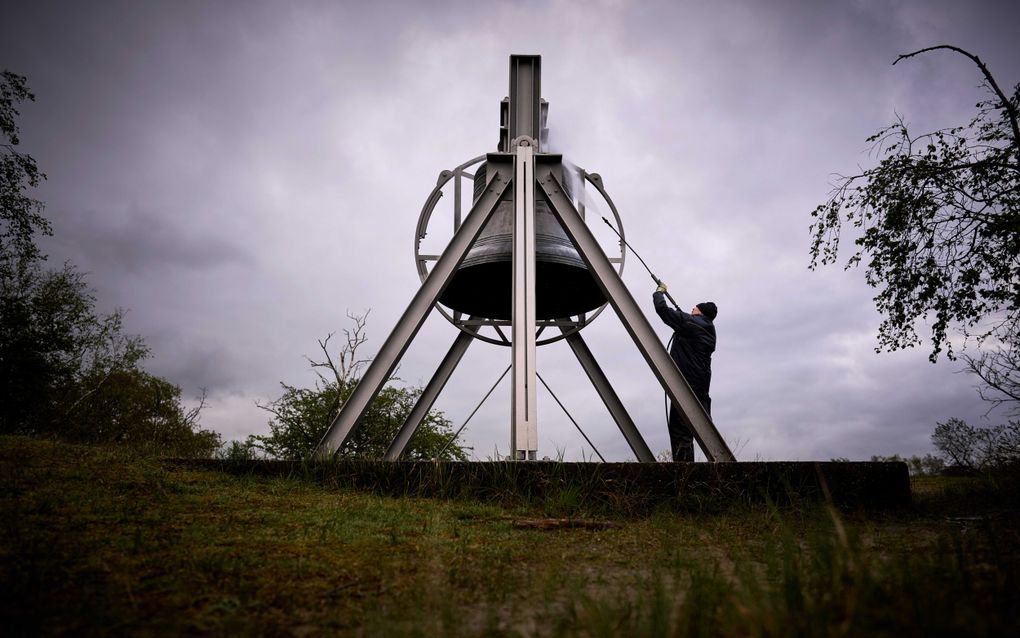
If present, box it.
[168,459,911,511]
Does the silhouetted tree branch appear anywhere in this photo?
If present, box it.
[932,417,1020,469]
[810,45,1019,365]
[963,345,1020,416]
[894,45,1020,156]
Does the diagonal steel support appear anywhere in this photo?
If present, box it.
[560,327,655,462]
[316,163,514,457]
[537,165,736,462]
[383,321,479,460]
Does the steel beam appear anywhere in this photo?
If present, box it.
[561,328,655,462]
[512,143,538,460]
[537,165,736,462]
[508,55,542,151]
[316,162,514,457]
[383,321,479,460]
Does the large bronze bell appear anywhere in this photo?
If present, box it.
[438,162,606,320]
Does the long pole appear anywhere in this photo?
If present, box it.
[601,217,679,309]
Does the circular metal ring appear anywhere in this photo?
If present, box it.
[414,156,627,346]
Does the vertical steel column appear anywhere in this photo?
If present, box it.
[508,55,542,151]
[537,165,735,462]
[316,164,513,457]
[561,328,655,462]
[512,143,538,460]
[383,321,479,460]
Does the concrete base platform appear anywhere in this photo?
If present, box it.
[171,459,911,511]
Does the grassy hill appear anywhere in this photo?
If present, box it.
[2,436,1018,636]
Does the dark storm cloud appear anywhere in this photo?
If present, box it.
[45,207,251,276]
[143,337,239,397]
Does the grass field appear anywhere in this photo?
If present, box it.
[2,436,1018,636]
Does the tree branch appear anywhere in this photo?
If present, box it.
[308,332,341,387]
[184,387,208,427]
[963,350,1020,416]
[895,45,1020,166]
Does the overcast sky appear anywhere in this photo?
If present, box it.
[3,0,1018,461]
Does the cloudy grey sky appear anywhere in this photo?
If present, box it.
[3,0,1018,461]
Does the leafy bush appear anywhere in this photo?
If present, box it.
[249,315,467,461]
[216,439,260,461]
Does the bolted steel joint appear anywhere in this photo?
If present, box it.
[511,135,536,151]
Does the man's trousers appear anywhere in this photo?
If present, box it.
[668,393,710,462]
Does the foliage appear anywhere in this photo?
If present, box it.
[68,370,220,457]
[1,255,220,455]
[216,439,260,461]
[0,71,218,456]
[251,381,464,461]
[809,46,1020,363]
[249,313,468,461]
[1,70,50,264]
[869,453,945,476]
[2,261,141,430]
[932,417,1020,470]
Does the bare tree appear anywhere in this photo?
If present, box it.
[307,310,371,421]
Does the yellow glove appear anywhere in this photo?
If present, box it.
[655,282,668,293]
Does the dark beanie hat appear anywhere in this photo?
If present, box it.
[696,302,718,321]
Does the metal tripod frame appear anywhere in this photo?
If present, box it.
[315,54,734,463]
[314,146,735,463]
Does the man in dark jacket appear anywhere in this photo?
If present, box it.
[653,283,717,462]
